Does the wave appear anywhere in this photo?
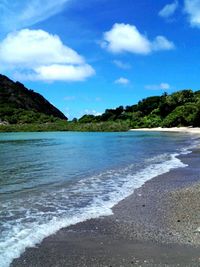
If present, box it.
[0,150,189,267]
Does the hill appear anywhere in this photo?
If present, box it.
[1,73,200,132]
[0,74,67,124]
[78,89,200,128]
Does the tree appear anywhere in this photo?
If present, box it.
[79,115,96,123]
[162,103,198,127]
[137,96,161,116]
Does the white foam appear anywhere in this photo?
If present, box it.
[0,152,188,267]
[0,207,112,267]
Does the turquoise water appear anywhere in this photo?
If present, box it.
[0,131,197,266]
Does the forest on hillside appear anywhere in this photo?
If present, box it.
[0,74,67,125]
[1,89,200,132]
[77,89,200,128]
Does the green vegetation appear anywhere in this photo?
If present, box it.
[74,89,200,130]
[1,73,200,132]
[0,105,61,124]
[0,121,130,132]
[0,74,67,122]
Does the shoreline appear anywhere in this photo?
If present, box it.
[11,148,200,266]
[129,127,200,134]
[1,126,200,134]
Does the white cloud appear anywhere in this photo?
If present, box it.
[152,36,175,51]
[0,29,83,68]
[159,1,179,18]
[184,0,200,27]
[0,29,95,82]
[0,0,71,31]
[145,83,171,90]
[34,64,95,82]
[102,23,151,54]
[115,77,130,85]
[102,23,175,55]
[113,60,131,69]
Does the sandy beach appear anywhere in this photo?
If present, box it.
[130,127,200,135]
[11,142,200,267]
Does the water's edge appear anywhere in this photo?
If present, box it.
[0,132,198,267]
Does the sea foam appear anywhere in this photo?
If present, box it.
[0,149,189,267]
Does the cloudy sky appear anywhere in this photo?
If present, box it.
[0,0,200,119]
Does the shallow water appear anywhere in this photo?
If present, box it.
[0,131,198,267]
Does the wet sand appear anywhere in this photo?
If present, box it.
[11,150,200,267]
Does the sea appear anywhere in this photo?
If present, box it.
[0,131,198,267]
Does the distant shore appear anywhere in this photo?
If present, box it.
[130,127,200,134]
[12,147,200,267]
[1,124,200,134]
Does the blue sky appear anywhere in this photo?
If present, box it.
[0,0,200,119]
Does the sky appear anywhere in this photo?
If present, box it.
[0,0,200,119]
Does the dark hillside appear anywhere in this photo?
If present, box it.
[0,74,67,123]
